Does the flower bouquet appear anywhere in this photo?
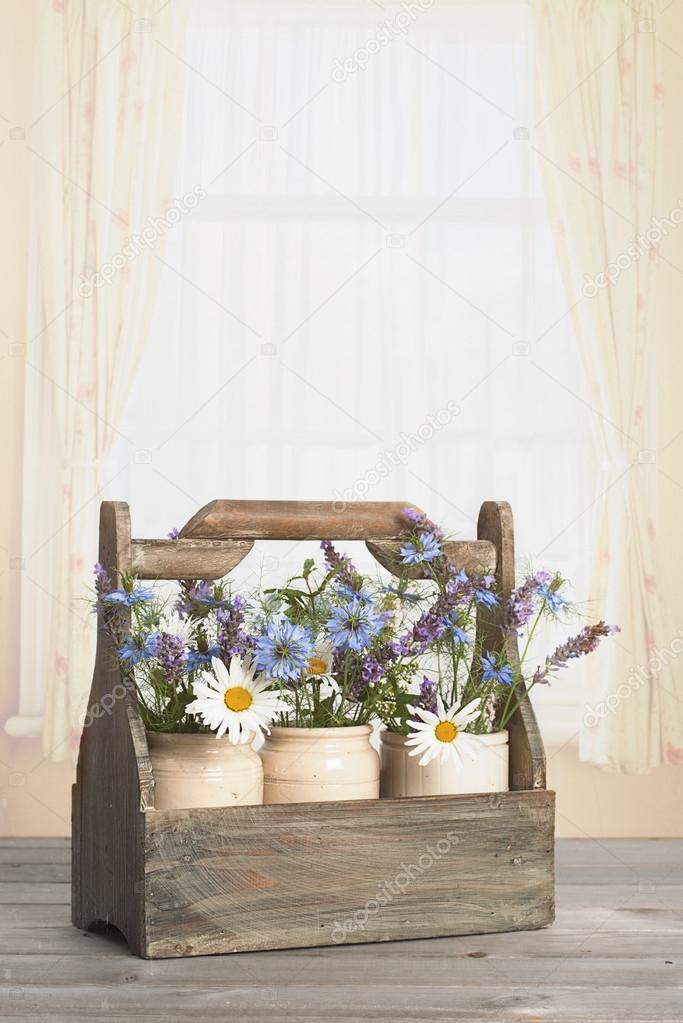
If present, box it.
[92,566,284,809]
[372,509,618,796]
[92,508,617,808]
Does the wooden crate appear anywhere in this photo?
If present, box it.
[72,499,555,958]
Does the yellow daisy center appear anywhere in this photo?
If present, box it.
[224,686,252,712]
[434,720,458,744]
[306,656,328,675]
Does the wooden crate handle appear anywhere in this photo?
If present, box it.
[179,499,423,541]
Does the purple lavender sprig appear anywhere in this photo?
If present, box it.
[176,580,231,619]
[401,507,445,541]
[93,562,112,599]
[505,572,545,632]
[417,675,438,715]
[155,632,187,682]
[532,622,620,686]
[320,540,356,587]
[395,568,488,657]
[504,570,568,634]
[216,596,252,660]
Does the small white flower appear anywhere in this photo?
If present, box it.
[405,697,483,767]
[187,656,285,744]
[304,638,340,701]
[161,612,194,646]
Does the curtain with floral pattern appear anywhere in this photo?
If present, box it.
[20,0,187,759]
[533,0,683,770]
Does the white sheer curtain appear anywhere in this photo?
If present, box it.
[100,0,597,747]
[14,0,187,758]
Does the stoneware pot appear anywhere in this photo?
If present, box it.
[380,729,509,798]
[260,725,380,804]
[146,731,264,810]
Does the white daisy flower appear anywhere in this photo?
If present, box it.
[405,697,483,768]
[160,612,195,646]
[304,638,340,702]
[186,656,285,745]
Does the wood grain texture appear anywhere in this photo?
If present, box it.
[142,790,555,958]
[19,839,683,1021]
[477,501,546,791]
[131,538,254,580]
[71,501,149,956]
[179,500,422,540]
[366,539,497,578]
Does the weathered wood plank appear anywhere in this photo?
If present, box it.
[477,501,546,792]
[179,500,421,541]
[366,539,497,578]
[2,952,682,986]
[0,927,130,955]
[0,845,71,865]
[0,883,70,904]
[0,864,69,883]
[72,502,148,957]
[0,839,70,849]
[2,928,678,957]
[2,979,683,1020]
[143,790,554,957]
[0,904,71,928]
[1,926,682,959]
[555,839,683,885]
[130,538,253,580]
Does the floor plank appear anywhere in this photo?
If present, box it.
[0,847,71,866]
[0,864,70,883]
[0,839,681,1022]
[1,983,683,1020]
[1,925,681,958]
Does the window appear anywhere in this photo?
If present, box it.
[103,0,597,743]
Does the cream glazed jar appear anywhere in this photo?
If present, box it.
[146,731,264,810]
[379,729,509,798]
[260,725,380,804]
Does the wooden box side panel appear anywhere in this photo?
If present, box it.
[72,502,148,955]
[143,789,555,958]
[477,501,546,791]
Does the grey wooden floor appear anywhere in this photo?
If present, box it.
[0,839,681,1022]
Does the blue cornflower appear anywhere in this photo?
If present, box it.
[442,616,470,645]
[400,531,442,566]
[118,632,159,665]
[186,644,220,672]
[336,582,374,603]
[538,583,568,615]
[326,597,385,653]
[481,652,513,687]
[102,586,156,607]
[254,619,314,682]
[474,589,498,608]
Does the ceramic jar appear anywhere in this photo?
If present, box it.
[379,729,509,798]
[260,725,380,804]
[146,731,264,810]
